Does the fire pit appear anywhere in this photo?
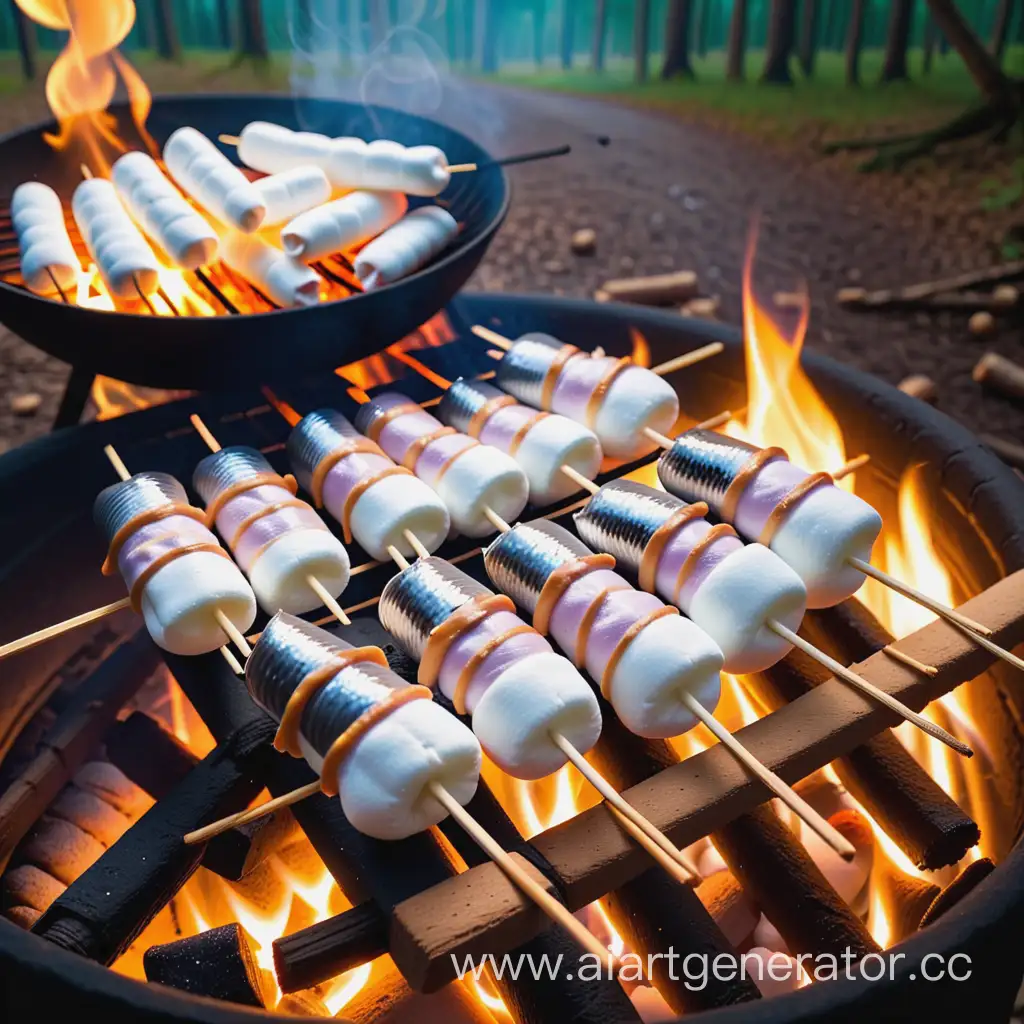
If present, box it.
[0,94,509,392]
[0,292,1022,1024]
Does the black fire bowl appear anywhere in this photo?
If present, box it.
[0,94,509,391]
[0,295,1023,1024]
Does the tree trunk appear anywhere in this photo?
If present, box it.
[798,0,819,76]
[560,0,574,68]
[217,0,234,48]
[694,0,710,58]
[533,1,545,65]
[762,0,797,84]
[922,13,936,73]
[726,0,748,80]
[476,0,498,73]
[926,0,1011,100]
[10,0,38,80]
[634,0,651,82]
[991,0,1014,63]
[845,0,865,85]
[154,0,182,61]
[880,0,914,81]
[662,0,695,78]
[820,0,835,51]
[591,0,607,70]
[238,0,269,58]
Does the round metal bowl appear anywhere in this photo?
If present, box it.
[0,95,510,391]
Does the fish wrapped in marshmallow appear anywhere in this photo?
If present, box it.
[288,408,450,561]
[236,121,452,196]
[94,471,256,655]
[11,182,80,296]
[494,333,680,460]
[575,479,807,674]
[111,152,219,270]
[484,519,723,739]
[380,557,602,779]
[354,392,528,538]
[354,206,458,290]
[247,612,480,839]
[72,179,161,299]
[657,429,882,608]
[164,127,266,233]
[437,378,603,506]
[281,191,407,262]
[193,446,350,615]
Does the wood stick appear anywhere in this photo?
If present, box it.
[599,270,699,306]
[648,340,724,376]
[980,433,1024,471]
[767,617,972,755]
[833,453,871,480]
[559,463,599,495]
[470,324,512,350]
[483,505,512,534]
[0,631,160,873]
[973,351,1024,402]
[103,444,131,482]
[427,780,617,971]
[218,134,241,146]
[445,162,478,173]
[678,691,855,861]
[383,571,1024,990]
[184,780,321,845]
[551,732,696,881]
[0,596,132,662]
[837,261,1024,307]
[403,529,431,560]
[189,412,221,451]
[388,545,411,571]
[215,607,252,658]
[711,804,879,960]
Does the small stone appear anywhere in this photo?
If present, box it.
[969,310,996,336]
[992,284,1019,308]
[542,259,567,275]
[846,267,862,282]
[10,392,41,416]
[837,286,867,305]
[667,183,685,199]
[681,297,720,320]
[570,228,597,255]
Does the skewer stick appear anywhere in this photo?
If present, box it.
[551,732,697,881]
[427,780,620,969]
[404,529,431,560]
[220,643,246,677]
[483,506,512,534]
[185,781,322,844]
[189,414,351,627]
[766,618,971,756]
[389,546,411,571]
[833,454,871,481]
[103,443,131,482]
[643,410,735,452]
[0,596,132,662]
[677,691,855,860]
[559,464,600,495]
[215,608,253,658]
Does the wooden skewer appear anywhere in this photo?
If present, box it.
[388,546,411,571]
[428,781,620,968]
[189,414,352,627]
[403,529,431,560]
[483,505,512,534]
[643,410,736,452]
[219,643,246,677]
[0,595,133,662]
[833,453,871,481]
[185,780,323,844]
[766,618,971,756]
[559,464,600,495]
[677,692,854,861]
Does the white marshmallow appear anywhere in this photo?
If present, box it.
[253,166,332,227]
[164,126,266,232]
[742,949,803,998]
[769,485,883,608]
[306,698,481,840]
[247,529,350,616]
[606,613,723,739]
[344,472,450,561]
[325,137,451,196]
[139,550,256,655]
[237,122,333,175]
[686,543,807,674]
[11,182,79,295]
[111,151,218,269]
[219,230,321,307]
[432,443,529,537]
[593,366,679,460]
[354,206,459,290]
[71,179,161,299]
[515,414,603,505]
[281,191,408,262]
[471,651,602,779]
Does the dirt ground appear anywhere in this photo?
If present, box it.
[1,63,1021,462]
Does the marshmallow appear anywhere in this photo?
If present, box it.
[11,182,80,295]
[593,365,679,460]
[111,151,218,269]
[281,191,408,262]
[345,471,450,560]
[246,527,350,615]
[71,179,161,298]
[164,126,266,232]
[252,165,332,227]
[354,206,459,290]
[219,230,321,307]
[513,413,603,504]
[237,122,332,174]
[769,485,882,608]
[432,442,528,537]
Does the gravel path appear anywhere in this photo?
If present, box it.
[1,75,1021,457]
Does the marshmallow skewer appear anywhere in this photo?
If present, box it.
[11,182,80,298]
[188,415,352,625]
[482,515,856,861]
[101,445,254,663]
[654,428,1024,678]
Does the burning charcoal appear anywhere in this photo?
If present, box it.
[2,864,64,913]
[50,786,131,847]
[919,858,996,928]
[19,817,105,886]
[4,906,41,929]
[144,923,267,1008]
[73,761,153,818]
[870,855,940,943]
[695,871,759,948]
[275,989,331,1016]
